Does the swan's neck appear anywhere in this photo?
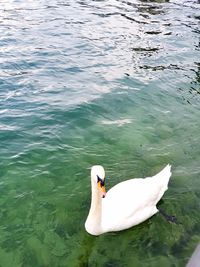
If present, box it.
[85,179,102,235]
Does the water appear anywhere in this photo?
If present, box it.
[0,0,200,266]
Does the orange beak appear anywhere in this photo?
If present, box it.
[98,181,106,198]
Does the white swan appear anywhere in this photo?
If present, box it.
[85,164,172,235]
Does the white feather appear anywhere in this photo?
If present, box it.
[85,164,172,235]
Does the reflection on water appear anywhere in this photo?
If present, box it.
[0,0,200,266]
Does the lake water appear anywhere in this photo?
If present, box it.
[0,0,200,266]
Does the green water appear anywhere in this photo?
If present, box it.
[0,0,200,266]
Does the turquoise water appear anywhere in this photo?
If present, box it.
[0,0,200,266]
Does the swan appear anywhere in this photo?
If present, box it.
[85,164,172,235]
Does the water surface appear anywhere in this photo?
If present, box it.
[0,0,200,266]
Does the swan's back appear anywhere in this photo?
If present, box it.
[101,164,172,232]
[106,164,171,203]
[152,164,171,190]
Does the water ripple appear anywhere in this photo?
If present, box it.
[0,0,199,266]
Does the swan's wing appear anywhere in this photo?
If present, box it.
[101,177,162,231]
[104,178,159,214]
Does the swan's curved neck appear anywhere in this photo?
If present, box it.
[85,179,102,235]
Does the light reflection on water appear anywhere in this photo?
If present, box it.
[0,0,200,266]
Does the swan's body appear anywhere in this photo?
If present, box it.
[85,164,172,235]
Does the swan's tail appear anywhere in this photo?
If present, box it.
[153,164,172,191]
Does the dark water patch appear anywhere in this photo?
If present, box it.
[139,64,185,71]
[121,13,148,24]
[145,30,162,34]
[92,12,120,18]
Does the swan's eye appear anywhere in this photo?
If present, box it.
[97,175,105,187]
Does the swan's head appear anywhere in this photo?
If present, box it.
[91,165,106,198]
